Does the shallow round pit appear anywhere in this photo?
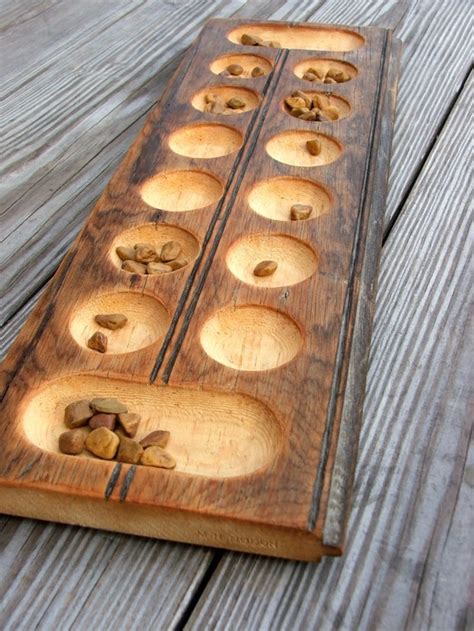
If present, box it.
[294,58,358,82]
[228,24,364,51]
[22,374,283,477]
[200,305,302,371]
[168,123,243,159]
[192,86,260,115]
[140,170,223,212]
[226,234,318,288]
[110,223,200,274]
[210,53,273,78]
[283,91,351,121]
[70,292,170,355]
[266,130,342,167]
[248,176,331,222]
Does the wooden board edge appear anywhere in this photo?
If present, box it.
[322,37,402,548]
[0,484,340,563]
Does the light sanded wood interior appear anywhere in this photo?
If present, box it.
[140,170,223,211]
[69,292,170,354]
[294,58,358,81]
[283,91,351,120]
[200,305,303,371]
[247,176,331,222]
[110,223,200,273]
[210,53,273,78]
[226,234,318,287]
[22,375,283,477]
[228,24,364,51]
[266,130,342,167]
[168,123,243,159]
[191,86,260,115]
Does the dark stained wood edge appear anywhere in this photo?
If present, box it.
[323,37,402,547]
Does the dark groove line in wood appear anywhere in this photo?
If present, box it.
[148,51,284,384]
[104,463,122,501]
[119,465,137,503]
[308,31,389,531]
[382,64,474,245]
[160,49,289,382]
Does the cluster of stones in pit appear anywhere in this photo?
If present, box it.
[204,92,248,114]
[302,65,350,84]
[59,397,176,469]
[116,240,187,275]
[240,33,281,48]
[87,313,128,353]
[220,63,265,78]
[285,91,341,122]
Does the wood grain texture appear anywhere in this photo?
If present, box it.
[1,0,471,325]
[185,72,474,631]
[0,16,399,562]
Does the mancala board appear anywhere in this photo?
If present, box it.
[0,18,401,562]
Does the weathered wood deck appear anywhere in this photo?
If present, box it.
[0,1,472,629]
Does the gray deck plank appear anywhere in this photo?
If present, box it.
[185,73,474,631]
[1,0,471,323]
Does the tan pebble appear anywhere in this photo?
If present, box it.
[59,430,85,455]
[320,105,339,120]
[226,97,245,109]
[302,72,318,82]
[210,101,226,114]
[89,413,116,431]
[292,90,312,108]
[85,428,119,460]
[117,412,141,437]
[290,204,313,221]
[64,399,94,428]
[94,313,128,330]
[253,260,278,277]
[285,96,306,110]
[325,67,347,82]
[91,397,128,414]
[312,94,326,110]
[160,240,182,262]
[307,67,325,80]
[116,246,135,261]
[87,331,108,353]
[337,71,351,82]
[166,254,189,271]
[227,64,243,76]
[219,70,231,77]
[267,41,281,48]
[140,430,171,449]
[205,93,217,104]
[251,66,265,77]
[134,243,156,263]
[324,77,337,84]
[122,260,147,274]
[117,435,144,464]
[290,107,310,118]
[306,138,322,156]
[147,261,173,274]
[299,111,317,121]
[141,446,176,469]
[240,33,260,46]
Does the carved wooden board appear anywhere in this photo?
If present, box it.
[0,18,400,561]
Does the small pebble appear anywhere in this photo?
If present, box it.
[117,436,144,464]
[307,67,324,80]
[253,260,278,277]
[210,101,226,114]
[122,260,147,274]
[205,93,216,104]
[64,399,94,428]
[94,313,128,330]
[226,97,245,110]
[87,331,108,353]
[147,262,173,274]
[290,204,313,221]
[167,254,189,271]
[302,72,318,82]
[85,428,119,460]
[320,105,339,121]
[91,397,128,414]
[141,446,176,469]
[134,243,156,263]
[227,63,243,76]
[117,412,141,437]
[290,107,310,118]
[89,413,116,431]
[324,77,337,84]
[285,96,306,110]
[299,111,317,121]
[116,246,135,261]
[251,66,265,77]
[240,33,260,46]
[140,430,171,449]
[306,139,322,156]
[58,430,85,455]
[292,90,312,108]
[160,240,182,262]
